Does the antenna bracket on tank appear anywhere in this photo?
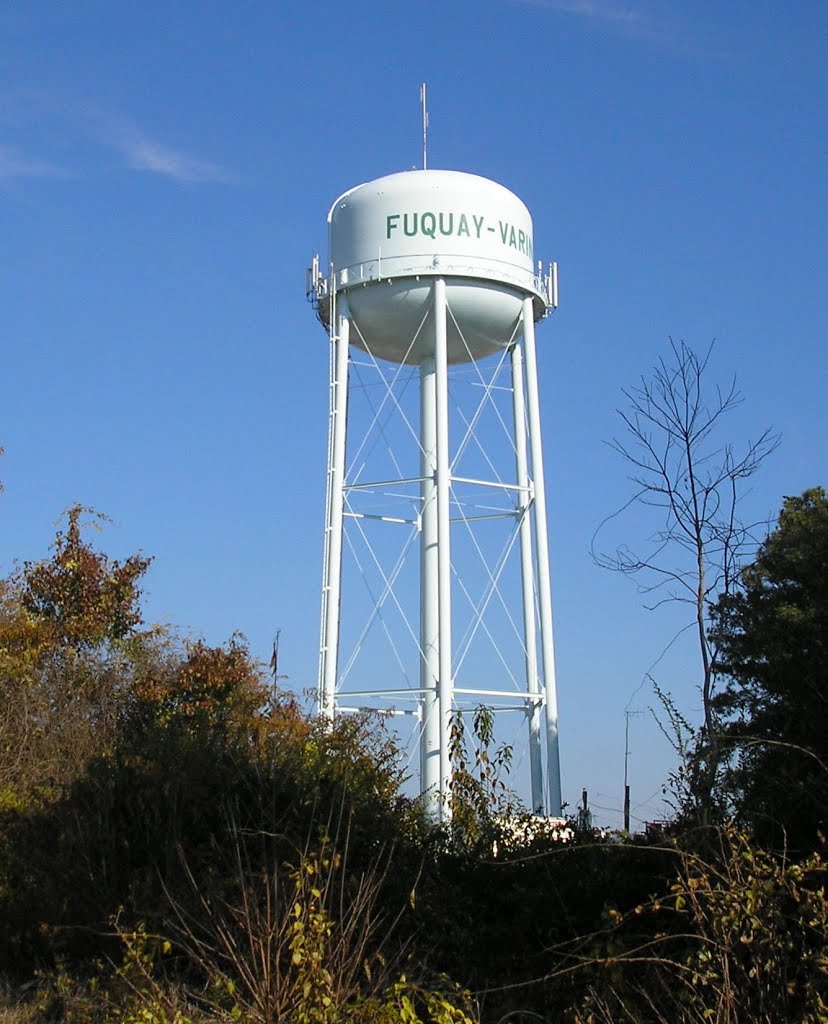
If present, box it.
[306,254,328,309]
[307,254,334,329]
[547,262,559,310]
[535,261,558,312]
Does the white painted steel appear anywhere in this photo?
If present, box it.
[512,341,544,815]
[343,280,529,366]
[433,279,453,816]
[328,171,537,287]
[521,297,562,816]
[312,169,562,820]
[420,354,440,811]
[326,170,546,364]
[319,305,350,720]
[317,305,335,702]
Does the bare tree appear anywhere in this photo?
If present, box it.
[593,339,779,820]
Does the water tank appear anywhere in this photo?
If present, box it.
[322,169,548,365]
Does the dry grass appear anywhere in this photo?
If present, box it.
[0,982,37,1024]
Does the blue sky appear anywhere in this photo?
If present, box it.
[2,1,826,828]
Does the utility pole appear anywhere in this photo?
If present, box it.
[577,788,592,830]
[624,707,643,832]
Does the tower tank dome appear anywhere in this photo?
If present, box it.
[321,169,548,365]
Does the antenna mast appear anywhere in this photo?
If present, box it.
[420,82,429,169]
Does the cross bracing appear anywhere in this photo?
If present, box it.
[317,278,561,819]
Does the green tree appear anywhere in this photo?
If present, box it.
[711,487,828,851]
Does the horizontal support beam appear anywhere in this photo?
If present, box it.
[340,687,429,698]
[337,705,420,718]
[467,382,514,393]
[453,687,545,702]
[343,512,419,525]
[451,475,523,492]
[345,476,426,491]
[449,511,520,524]
[454,703,543,714]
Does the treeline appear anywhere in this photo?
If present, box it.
[1,492,827,1023]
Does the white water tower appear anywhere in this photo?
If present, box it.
[308,168,561,819]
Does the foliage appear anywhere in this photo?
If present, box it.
[0,681,420,970]
[20,504,151,650]
[127,632,277,739]
[569,825,828,1023]
[594,339,778,823]
[648,681,730,828]
[154,836,476,1024]
[21,840,477,1024]
[5,497,828,1024]
[446,705,517,848]
[0,506,155,805]
[0,508,423,973]
[711,487,828,851]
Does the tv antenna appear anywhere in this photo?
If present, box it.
[270,629,289,685]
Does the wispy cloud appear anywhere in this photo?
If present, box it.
[86,107,234,185]
[511,0,721,55]
[522,0,646,26]
[0,89,234,186]
[520,1,723,54]
[0,143,63,180]
[111,132,232,185]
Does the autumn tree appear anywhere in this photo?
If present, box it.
[0,505,153,802]
[20,504,151,649]
[1,513,415,970]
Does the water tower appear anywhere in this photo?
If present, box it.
[308,169,561,820]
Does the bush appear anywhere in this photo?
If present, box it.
[569,824,828,1023]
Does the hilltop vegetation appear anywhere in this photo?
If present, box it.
[1,493,827,1022]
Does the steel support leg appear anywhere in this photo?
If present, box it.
[318,305,350,721]
[521,297,562,816]
[434,280,453,818]
[420,353,440,813]
[512,341,544,814]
